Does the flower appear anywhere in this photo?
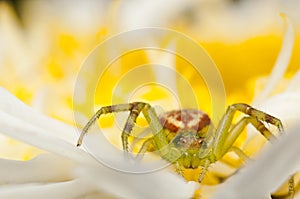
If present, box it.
[1,1,300,199]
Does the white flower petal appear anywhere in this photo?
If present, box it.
[118,0,193,30]
[0,110,95,165]
[0,154,74,184]
[0,87,77,143]
[75,165,199,199]
[254,92,300,131]
[0,179,93,199]
[77,130,200,198]
[286,70,300,92]
[253,14,295,105]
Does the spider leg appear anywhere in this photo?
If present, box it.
[218,146,250,169]
[213,103,282,160]
[134,105,182,167]
[77,102,171,159]
[141,104,169,154]
[78,102,148,149]
[231,103,283,131]
[219,116,276,158]
[77,103,134,147]
[175,161,184,176]
[198,159,210,182]
[288,175,295,199]
[140,104,183,164]
[229,146,250,163]
[135,137,154,160]
[121,102,146,151]
[130,128,153,151]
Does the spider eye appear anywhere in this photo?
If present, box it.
[180,137,187,143]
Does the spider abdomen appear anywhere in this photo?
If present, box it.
[159,109,211,138]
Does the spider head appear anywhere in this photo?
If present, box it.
[172,131,206,150]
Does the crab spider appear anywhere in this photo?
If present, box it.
[76,102,285,182]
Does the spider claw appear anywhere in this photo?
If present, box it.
[76,136,83,147]
[278,123,285,134]
[135,153,143,162]
[123,150,130,160]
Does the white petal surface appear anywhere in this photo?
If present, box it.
[0,87,77,143]
[0,154,74,184]
[253,14,295,105]
[0,179,93,199]
[118,0,192,30]
[0,110,95,165]
[76,165,198,199]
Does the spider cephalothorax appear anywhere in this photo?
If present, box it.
[77,102,283,182]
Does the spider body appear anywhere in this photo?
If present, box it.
[77,102,283,182]
[158,109,213,169]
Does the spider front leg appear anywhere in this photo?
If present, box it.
[140,104,170,156]
[77,102,145,151]
[77,102,170,155]
[212,103,283,160]
[136,104,182,162]
[121,102,147,151]
[221,116,277,158]
[77,103,132,147]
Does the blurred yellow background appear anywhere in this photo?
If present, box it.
[0,0,299,161]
